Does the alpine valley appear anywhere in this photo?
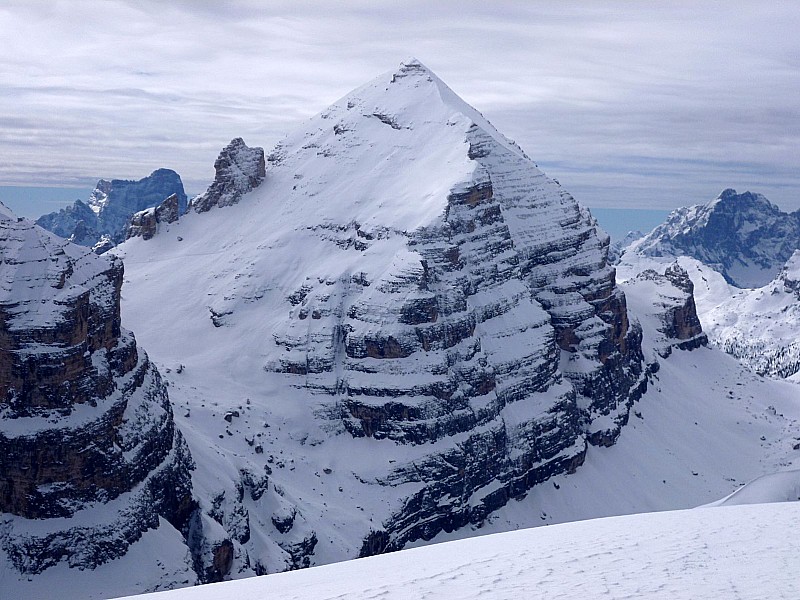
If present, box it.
[2,60,799,600]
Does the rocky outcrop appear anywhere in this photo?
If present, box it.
[621,262,707,358]
[37,169,187,247]
[126,193,181,241]
[191,138,266,213]
[0,205,196,575]
[629,189,800,288]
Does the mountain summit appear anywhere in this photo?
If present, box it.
[629,188,800,288]
[113,59,647,577]
[37,169,187,249]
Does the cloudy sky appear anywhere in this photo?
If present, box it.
[2,1,799,213]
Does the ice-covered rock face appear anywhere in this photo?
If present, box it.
[629,188,800,288]
[0,207,195,575]
[191,138,266,213]
[36,169,188,247]
[117,59,646,570]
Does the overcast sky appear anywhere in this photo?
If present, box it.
[2,1,799,211]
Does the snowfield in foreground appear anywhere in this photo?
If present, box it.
[117,501,800,600]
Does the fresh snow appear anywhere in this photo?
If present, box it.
[115,502,800,600]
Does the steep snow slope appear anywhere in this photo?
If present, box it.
[707,469,800,506]
[117,501,800,600]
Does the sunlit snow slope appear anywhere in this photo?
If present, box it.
[118,502,800,600]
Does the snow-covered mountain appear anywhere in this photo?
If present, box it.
[5,60,800,600]
[618,243,800,380]
[0,203,198,590]
[698,250,800,379]
[629,188,800,288]
[111,57,652,579]
[37,169,188,249]
[98,59,798,594]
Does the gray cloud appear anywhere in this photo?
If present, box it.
[1,1,798,209]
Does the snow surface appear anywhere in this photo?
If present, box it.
[707,469,800,506]
[115,502,800,600]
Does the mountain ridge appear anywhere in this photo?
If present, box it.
[628,188,800,288]
[36,169,188,249]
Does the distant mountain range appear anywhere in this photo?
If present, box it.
[628,188,800,288]
[619,188,800,379]
[36,169,187,250]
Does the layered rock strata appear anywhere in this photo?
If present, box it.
[114,60,650,579]
[257,60,646,552]
[0,205,195,575]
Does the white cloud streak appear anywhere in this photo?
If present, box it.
[1,0,798,208]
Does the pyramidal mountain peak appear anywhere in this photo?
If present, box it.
[112,59,647,579]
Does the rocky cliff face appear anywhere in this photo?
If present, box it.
[116,59,647,573]
[629,189,800,288]
[621,262,707,359]
[0,204,197,578]
[191,138,265,213]
[127,193,181,241]
[37,169,187,248]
